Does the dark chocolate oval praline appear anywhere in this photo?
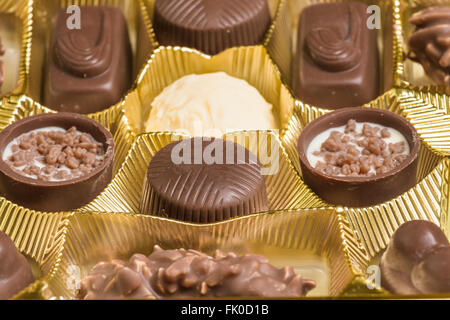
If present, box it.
[0,113,114,212]
[140,137,269,222]
[297,107,420,207]
[153,0,272,55]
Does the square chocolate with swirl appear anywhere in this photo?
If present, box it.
[44,6,132,114]
[293,2,379,109]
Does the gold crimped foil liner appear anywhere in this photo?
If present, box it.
[287,0,396,94]
[281,87,448,258]
[125,45,293,138]
[79,131,326,214]
[0,94,135,176]
[26,0,154,114]
[0,0,33,96]
[398,89,450,155]
[395,0,450,93]
[143,0,292,84]
[0,200,71,300]
[19,209,384,299]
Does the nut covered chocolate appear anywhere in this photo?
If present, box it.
[408,7,450,86]
[0,231,34,299]
[381,220,450,295]
[79,246,316,299]
[140,138,269,222]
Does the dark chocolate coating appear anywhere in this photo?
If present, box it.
[408,7,450,86]
[44,6,132,114]
[0,231,34,299]
[140,138,269,222]
[153,0,271,55]
[80,246,316,299]
[381,220,450,295]
[293,2,379,109]
[297,107,420,207]
[0,113,114,212]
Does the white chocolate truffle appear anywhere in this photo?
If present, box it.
[145,72,277,137]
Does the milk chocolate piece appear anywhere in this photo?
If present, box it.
[297,108,420,207]
[79,245,316,299]
[140,138,269,222]
[0,231,34,299]
[408,7,450,85]
[0,113,114,212]
[44,6,132,114]
[293,3,379,108]
[153,0,271,55]
[381,220,450,295]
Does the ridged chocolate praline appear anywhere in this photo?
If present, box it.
[153,0,272,55]
[0,231,34,299]
[381,220,450,295]
[0,113,114,212]
[297,108,420,207]
[140,138,269,222]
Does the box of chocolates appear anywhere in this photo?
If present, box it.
[0,0,449,300]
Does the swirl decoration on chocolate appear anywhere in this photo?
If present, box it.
[54,8,112,78]
[79,246,317,299]
[306,5,362,72]
[408,7,450,85]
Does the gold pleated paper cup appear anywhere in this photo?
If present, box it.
[79,130,326,215]
[0,201,70,300]
[394,0,450,94]
[142,0,292,84]
[25,0,155,115]
[19,208,386,300]
[0,95,136,209]
[280,87,449,256]
[286,0,396,102]
[0,0,33,97]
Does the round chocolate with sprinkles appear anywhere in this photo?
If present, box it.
[0,113,114,212]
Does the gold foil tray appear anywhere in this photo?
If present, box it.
[0,0,32,97]
[79,131,326,214]
[15,209,385,299]
[281,88,448,257]
[0,201,70,300]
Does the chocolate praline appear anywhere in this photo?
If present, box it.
[44,6,132,114]
[153,0,272,55]
[381,220,450,295]
[0,113,114,212]
[293,2,379,108]
[0,231,34,299]
[297,107,420,207]
[140,137,269,222]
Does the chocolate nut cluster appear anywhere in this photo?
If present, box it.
[408,7,450,86]
[5,126,105,181]
[79,246,316,299]
[313,120,408,177]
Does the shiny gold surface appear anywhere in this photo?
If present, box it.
[15,209,382,299]
[0,0,449,300]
